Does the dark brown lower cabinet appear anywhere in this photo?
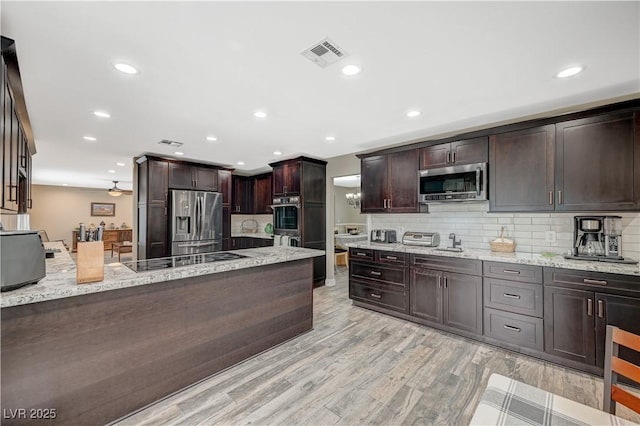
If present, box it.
[410,268,483,335]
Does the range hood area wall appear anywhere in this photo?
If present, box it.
[369,203,640,261]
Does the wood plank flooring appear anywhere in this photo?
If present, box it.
[117,268,640,425]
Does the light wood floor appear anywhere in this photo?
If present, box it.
[118,267,640,425]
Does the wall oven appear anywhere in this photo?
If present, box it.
[419,162,487,203]
[271,196,300,237]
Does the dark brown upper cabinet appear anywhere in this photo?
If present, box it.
[420,137,488,169]
[554,111,640,211]
[272,160,300,196]
[169,163,218,191]
[490,111,640,212]
[218,170,231,206]
[360,149,420,213]
[253,173,273,214]
[489,125,556,212]
[231,175,253,214]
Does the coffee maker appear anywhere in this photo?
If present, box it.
[566,215,637,264]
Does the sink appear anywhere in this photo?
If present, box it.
[435,247,463,253]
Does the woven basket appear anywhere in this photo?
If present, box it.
[490,227,516,253]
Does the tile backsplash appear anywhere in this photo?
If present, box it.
[231,214,273,234]
[370,202,640,261]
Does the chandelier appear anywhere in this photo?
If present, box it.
[345,191,361,209]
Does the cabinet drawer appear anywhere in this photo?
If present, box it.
[484,261,543,284]
[412,255,482,276]
[350,282,408,313]
[351,262,406,287]
[484,308,544,351]
[376,251,407,266]
[544,267,640,294]
[349,248,374,261]
[484,278,543,318]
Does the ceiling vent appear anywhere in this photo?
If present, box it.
[301,37,348,68]
[158,139,183,147]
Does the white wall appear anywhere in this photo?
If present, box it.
[29,184,134,245]
[333,186,364,230]
[370,202,640,261]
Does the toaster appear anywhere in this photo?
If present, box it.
[370,229,397,244]
[0,230,46,292]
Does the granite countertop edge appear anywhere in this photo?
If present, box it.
[345,242,640,276]
[1,244,324,309]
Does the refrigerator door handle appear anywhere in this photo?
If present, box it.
[177,241,218,248]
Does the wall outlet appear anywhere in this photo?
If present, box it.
[545,231,557,244]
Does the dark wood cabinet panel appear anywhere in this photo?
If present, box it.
[410,268,443,323]
[194,167,218,191]
[148,160,168,203]
[483,278,543,318]
[137,158,169,260]
[232,176,253,214]
[489,125,555,212]
[484,308,544,351]
[272,161,300,196]
[555,112,640,211]
[595,293,640,369]
[420,137,488,169]
[443,272,483,335]
[544,286,596,365]
[168,162,193,189]
[387,149,418,212]
[218,170,231,206]
[253,173,272,214]
[169,163,218,191]
[360,155,388,212]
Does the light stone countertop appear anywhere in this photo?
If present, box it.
[346,242,640,276]
[1,241,324,309]
[230,232,274,239]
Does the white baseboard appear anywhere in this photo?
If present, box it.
[324,278,336,287]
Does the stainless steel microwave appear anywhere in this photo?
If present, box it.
[418,162,487,203]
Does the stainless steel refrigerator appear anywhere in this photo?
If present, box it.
[170,190,222,255]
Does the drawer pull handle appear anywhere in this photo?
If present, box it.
[370,271,382,276]
[370,293,381,299]
[583,278,608,286]
[503,293,521,299]
[385,256,397,260]
[502,269,521,275]
[503,324,521,332]
[356,252,368,257]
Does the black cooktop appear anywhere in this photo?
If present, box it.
[123,252,248,272]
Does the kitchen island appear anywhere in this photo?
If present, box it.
[1,242,323,425]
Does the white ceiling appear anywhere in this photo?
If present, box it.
[2,1,639,191]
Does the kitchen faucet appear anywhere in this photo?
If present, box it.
[449,233,461,249]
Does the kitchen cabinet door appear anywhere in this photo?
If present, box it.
[2,81,12,210]
[232,176,253,214]
[218,170,231,206]
[360,155,388,213]
[273,161,300,196]
[555,112,640,211]
[420,143,450,169]
[194,167,218,191]
[387,149,418,212]
[253,173,273,214]
[489,125,555,212]
[148,160,168,203]
[544,286,595,365]
[168,162,193,190]
[410,268,443,324]
[420,137,488,169]
[595,293,640,369]
[443,272,483,335]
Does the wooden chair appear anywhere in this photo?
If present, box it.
[603,325,640,415]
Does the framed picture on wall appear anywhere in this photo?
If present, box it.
[91,202,116,216]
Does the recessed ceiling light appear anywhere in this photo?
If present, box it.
[237,161,245,166]
[556,66,583,78]
[406,110,421,118]
[83,136,96,141]
[325,136,336,142]
[341,64,361,76]
[93,111,111,118]
[116,162,125,167]
[174,151,184,156]
[62,183,69,186]
[108,169,116,174]
[273,151,282,156]
[114,63,139,75]
[206,136,217,142]
[254,111,267,118]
